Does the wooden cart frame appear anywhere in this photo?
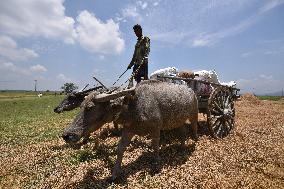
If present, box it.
[157,75,240,138]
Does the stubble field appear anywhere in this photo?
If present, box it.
[0,92,284,188]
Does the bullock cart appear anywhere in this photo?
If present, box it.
[157,75,240,139]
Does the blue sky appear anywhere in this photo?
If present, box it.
[0,0,283,94]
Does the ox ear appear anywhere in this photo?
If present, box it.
[94,87,135,102]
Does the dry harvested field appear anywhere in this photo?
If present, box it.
[0,94,284,188]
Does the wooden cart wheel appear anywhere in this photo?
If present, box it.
[207,87,235,138]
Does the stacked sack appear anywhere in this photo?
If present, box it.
[150,67,236,95]
[150,67,186,85]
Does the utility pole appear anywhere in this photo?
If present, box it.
[34,80,37,92]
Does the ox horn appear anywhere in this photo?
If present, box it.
[94,87,135,102]
[75,86,103,95]
[78,84,89,92]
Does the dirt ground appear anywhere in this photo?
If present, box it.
[1,97,284,188]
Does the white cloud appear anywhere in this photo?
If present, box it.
[240,38,284,57]
[188,0,284,47]
[1,1,126,55]
[259,0,284,13]
[151,31,187,44]
[57,73,72,82]
[125,0,284,47]
[258,37,284,55]
[117,0,155,23]
[75,11,125,55]
[190,13,259,47]
[93,68,106,77]
[237,74,283,94]
[257,38,284,44]
[241,52,253,58]
[0,62,30,75]
[0,36,38,61]
[0,0,76,43]
[259,74,273,80]
[200,0,253,14]
[153,2,159,6]
[30,64,47,72]
[120,6,143,23]
[264,47,284,55]
[99,55,105,60]
[192,38,210,47]
[137,1,148,9]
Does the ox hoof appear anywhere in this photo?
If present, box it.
[111,168,122,182]
[150,156,162,175]
[192,134,198,142]
[106,176,118,183]
[152,155,161,165]
[110,174,123,183]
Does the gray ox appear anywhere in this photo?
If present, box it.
[54,86,120,143]
[62,80,198,180]
[54,86,104,113]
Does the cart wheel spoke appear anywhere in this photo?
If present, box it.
[215,121,223,136]
[225,119,234,131]
[228,111,235,119]
[211,108,221,115]
[211,119,221,129]
[213,101,223,112]
[217,94,224,109]
[217,120,227,138]
[207,87,236,139]
[223,120,230,135]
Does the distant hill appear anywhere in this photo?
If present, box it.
[240,91,284,96]
[262,91,284,96]
[0,90,60,93]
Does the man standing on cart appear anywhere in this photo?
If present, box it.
[127,24,150,85]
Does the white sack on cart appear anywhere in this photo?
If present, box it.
[150,67,178,79]
[221,81,236,87]
[193,70,237,94]
[150,67,186,85]
[193,70,220,95]
[194,70,220,84]
[150,68,236,95]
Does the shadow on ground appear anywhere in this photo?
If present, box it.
[72,143,196,188]
[67,121,211,188]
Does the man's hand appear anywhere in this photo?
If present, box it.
[127,64,132,69]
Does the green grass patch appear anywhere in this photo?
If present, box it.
[0,90,60,99]
[68,149,98,165]
[0,92,99,188]
[257,96,283,101]
[0,95,78,146]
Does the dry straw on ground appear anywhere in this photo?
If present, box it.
[1,96,284,188]
[240,93,261,105]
